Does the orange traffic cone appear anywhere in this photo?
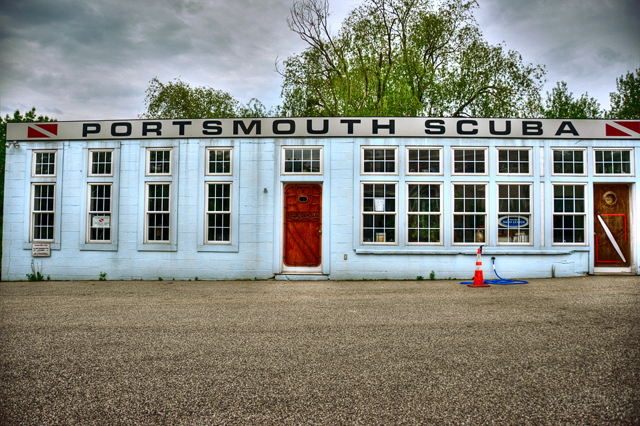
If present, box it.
[467,246,490,288]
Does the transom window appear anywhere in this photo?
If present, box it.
[552,149,585,175]
[31,184,55,241]
[497,184,531,244]
[553,184,586,244]
[407,183,441,244]
[89,150,113,176]
[87,184,112,242]
[452,148,487,174]
[362,147,397,174]
[407,147,442,174]
[206,183,232,243]
[206,148,233,175]
[32,151,57,176]
[594,149,632,175]
[146,183,171,242]
[282,147,322,174]
[497,149,530,174]
[453,184,487,244]
[362,183,397,243]
[147,149,172,175]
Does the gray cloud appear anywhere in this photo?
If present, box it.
[1,0,638,119]
[475,0,640,107]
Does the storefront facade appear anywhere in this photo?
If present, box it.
[3,117,638,280]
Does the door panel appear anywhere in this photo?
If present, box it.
[283,184,322,267]
[594,184,630,267]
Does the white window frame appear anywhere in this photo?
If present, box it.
[86,183,113,243]
[80,143,120,251]
[360,146,398,175]
[198,142,239,252]
[496,147,533,176]
[551,148,587,176]
[551,183,588,246]
[281,146,324,175]
[88,149,114,177]
[361,182,398,245]
[593,148,634,176]
[204,182,233,244]
[31,150,57,177]
[24,145,63,250]
[452,182,488,245]
[145,147,173,176]
[138,142,179,252]
[496,183,533,246]
[406,182,443,245]
[30,183,56,243]
[205,147,234,176]
[451,147,488,176]
[144,182,172,244]
[406,147,443,175]
[85,182,113,244]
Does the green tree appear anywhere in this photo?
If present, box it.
[277,0,546,117]
[543,81,602,119]
[1,108,56,263]
[140,77,271,119]
[607,69,640,119]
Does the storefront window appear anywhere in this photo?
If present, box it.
[362,147,397,174]
[407,183,441,244]
[452,148,487,174]
[362,183,397,243]
[453,184,487,244]
[552,149,585,175]
[553,184,586,244]
[206,183,232,243]
[87,184,112,242]
[206,148,233,175]
[497,184,531,244]
[497,148,530,174]
[594,149,632,175]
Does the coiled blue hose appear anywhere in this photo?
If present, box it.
[461,257,528,285]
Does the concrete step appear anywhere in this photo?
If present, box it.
[275,274,329,281]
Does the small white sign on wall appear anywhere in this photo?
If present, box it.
[31,244,51,257]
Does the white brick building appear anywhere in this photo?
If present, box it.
[3,117,638,280]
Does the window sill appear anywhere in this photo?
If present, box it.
[80,243,118,251]
[137,243,177,252]
[354,248,589,255]
[197,243,239,253]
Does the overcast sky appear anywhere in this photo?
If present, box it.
[1,0,638,121]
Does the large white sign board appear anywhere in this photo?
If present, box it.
[7,117,640,141]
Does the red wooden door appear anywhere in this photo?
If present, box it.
[594,184,630,267]
[283,184,322,267]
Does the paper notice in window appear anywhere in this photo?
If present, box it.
[92,216,110,227]
[374,198,385,212]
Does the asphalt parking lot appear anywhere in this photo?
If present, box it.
[1,276,639,425]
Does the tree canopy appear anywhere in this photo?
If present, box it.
[276,0,546,117]
[607,68,640,119]
[140,77,271,119]
[543,81,602,119]
[138,2,637,120]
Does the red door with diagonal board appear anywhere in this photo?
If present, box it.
[283,184,322,267]
[594,184,630,267]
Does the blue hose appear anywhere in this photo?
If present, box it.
[461,258,528,285]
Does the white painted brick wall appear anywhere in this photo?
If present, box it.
[3,137,636,280]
